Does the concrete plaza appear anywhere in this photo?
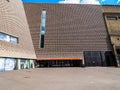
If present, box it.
[0,67,120,90]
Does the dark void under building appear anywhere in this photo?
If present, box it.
[23,3,118,67]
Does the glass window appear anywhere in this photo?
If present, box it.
[106,16,117,20]
[41,18,46,27]
[0,32,18,44]
[40,35,44,48]
[40,10,46,48]
[5,58,16,71]
[42,10,46,18]
[6,35,10,42]
[0,33,7,41]
[20,60,30,69]
[10,36,18,44]
[0,58,16,72]
[0,58,5,72]
[41,26,45,31]
[41,31,45,35]
[118,17,120,20]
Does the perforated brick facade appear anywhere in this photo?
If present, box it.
[24,3,112,60]
[0,0,36,59]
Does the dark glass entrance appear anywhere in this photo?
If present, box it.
[105,51,116,66]
[116,49,120,61]
[84,51,102,66]
[84,51,115,66]
[116,49,120,65]
[36,60,82,67]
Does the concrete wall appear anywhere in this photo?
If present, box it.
[0,0,36,59]
[102,6,120,46]
[102,6,120,13]
[102,6,120,66]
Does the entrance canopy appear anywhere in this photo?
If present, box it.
[37,58,82,61]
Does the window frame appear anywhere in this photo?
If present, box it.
[106,16,117,20]
[40,9,46,48]
[0,32,19,44]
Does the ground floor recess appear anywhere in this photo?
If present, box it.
[0,58,35,72]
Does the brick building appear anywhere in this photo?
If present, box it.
[0,0,36,72]
[24,3,119,67]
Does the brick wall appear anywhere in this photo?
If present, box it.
[0,0,36,59]
[24,3,112,59]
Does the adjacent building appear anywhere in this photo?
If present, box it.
[102,5,120,67]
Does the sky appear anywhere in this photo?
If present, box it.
[22,0,120,5]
